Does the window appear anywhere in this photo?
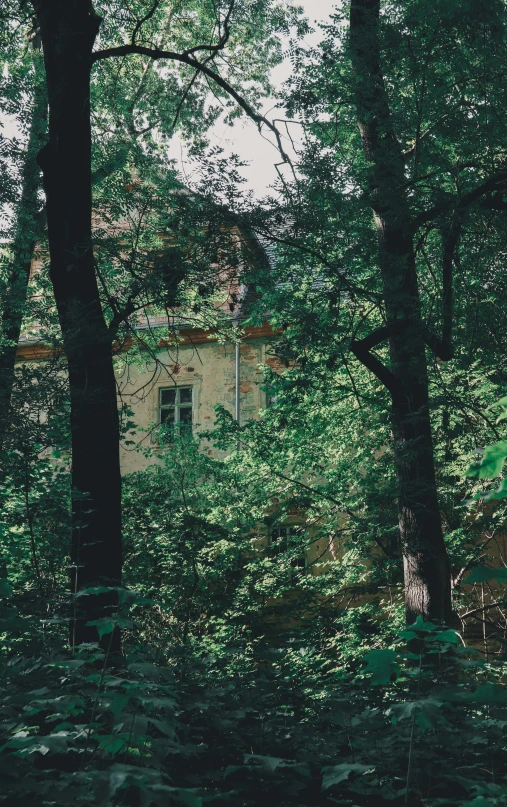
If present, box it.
[159,386,193,431]
[264,376,280,408]
[266,390,278,407]
[270,525,306,570]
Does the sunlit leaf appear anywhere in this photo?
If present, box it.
[466,441,507,479]
[322,763,373,790]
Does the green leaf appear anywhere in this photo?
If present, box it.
[0,578,12,598]
[116,617,136,631]
[390,698,443,731]
[407,616,440,632]
[244,754,283,773]
[467,684,507,704]
[464,566,507,584]
[86,617,116,639]
[433,629,460,644]
[363,649,399,684]
[175,790,203,807]
[107,694,130,718]
[322,763,373,790]
[98,734,128,755]
[148,717,175,737]
[75,586,114,598]
[481,478,507,502]
[466,441,507,479]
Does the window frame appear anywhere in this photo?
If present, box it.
[158,385,194,430]
[269,524,307,572]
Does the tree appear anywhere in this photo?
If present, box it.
[0,42,46,455]
[347,0,452,624]
[231,0,507,626]
[22,0,293,645]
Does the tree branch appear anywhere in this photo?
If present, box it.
[415,165,507,228]
[350,326,404,402]
[108,295,137,336]
[416,168,507,359]
[182,0,235,58]
[131,0,163,45]
[438,212,462,360]
[91,43,291,165]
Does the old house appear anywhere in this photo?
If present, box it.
[14,224,338,580]
[13,221,505,647]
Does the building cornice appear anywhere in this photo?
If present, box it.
[15,321,280,361]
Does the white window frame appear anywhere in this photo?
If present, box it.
[159,385,194,429]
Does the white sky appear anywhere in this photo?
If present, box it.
[173,0,337,196]
[0,1,337,198]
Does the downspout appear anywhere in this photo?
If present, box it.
[235,331,240,427]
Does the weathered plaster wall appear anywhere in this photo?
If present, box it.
[116,334,272,474]
[16,327,342,578]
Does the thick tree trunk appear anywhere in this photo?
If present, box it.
[349,0,452,624]
[33,0,122,648]
[0,65,46,455]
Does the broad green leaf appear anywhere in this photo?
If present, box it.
[466,684,507,705]
[322,763,373,790]
[175,790,203,807]
[244,754,283,773]
[117,588,154,606]
[466,441,507,479]
[363,649,399,684]
[148,717,175,737]
[433,629,460,644]
[390,698,443,731]
[75,586,115,598]
[407,616,440,632]
[116,617,136,631]
[85,618,116,639]
[464,566,507,584]
[0,578,12,598]
[98,734,128,755]
[107,694,130,718]
[480,478,507,502]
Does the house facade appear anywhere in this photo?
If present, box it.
[115,321,278,474]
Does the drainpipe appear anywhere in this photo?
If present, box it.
[235,334,240,427]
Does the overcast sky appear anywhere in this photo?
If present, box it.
[172,0,337,196]
[0,1,337,198]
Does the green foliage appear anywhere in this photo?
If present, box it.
[4,0,507,804]
[363,648,399,684]
[467,441,507,481]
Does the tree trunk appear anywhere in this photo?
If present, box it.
[349,0,452,625]
[0,60,46,455]
[33,0,122,648]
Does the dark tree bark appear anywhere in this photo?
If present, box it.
[32,0,121,648]
[349,0,453,625]
[0,63,46,455]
